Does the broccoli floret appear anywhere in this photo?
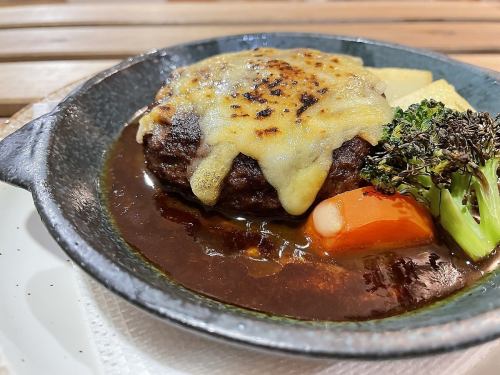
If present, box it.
[361,100,500,260]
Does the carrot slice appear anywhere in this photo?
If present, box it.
[304,187,435,255]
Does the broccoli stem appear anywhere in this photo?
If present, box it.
[439,187,495,261]
[474,158,500,245]
[411,162,500,261]
[427,183,442,218]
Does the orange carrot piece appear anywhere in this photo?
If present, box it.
[304,186,435,255]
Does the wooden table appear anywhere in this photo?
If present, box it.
[0,1,499,122]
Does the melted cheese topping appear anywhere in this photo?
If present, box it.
[138,48,394,215]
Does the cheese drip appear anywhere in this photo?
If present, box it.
[138,48,394,215]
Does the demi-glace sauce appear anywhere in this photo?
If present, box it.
[103,123,485,321]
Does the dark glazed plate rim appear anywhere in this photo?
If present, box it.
[5,33,500,359]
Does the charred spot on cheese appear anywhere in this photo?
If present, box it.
[297,93,319,116]
[243,91,267,104]
[256,108,273,119]
[137,48,393,215]
[256,127,280,138]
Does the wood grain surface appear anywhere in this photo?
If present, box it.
[0,60,117,115]
[0,2,498,117]
[1,2,499,28]
[1,23,499,62]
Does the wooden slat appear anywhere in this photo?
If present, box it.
[0,53,496,117]
[0,60,117,116]
[0,0,63,6]
[451,53,500,73]
[1,2,499,28]
[1,22,499,62]
[0,117,13,140]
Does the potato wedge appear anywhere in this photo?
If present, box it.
[391,79,474,112]
[367,67,432,103]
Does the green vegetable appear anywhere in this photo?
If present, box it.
[361,100,500,260]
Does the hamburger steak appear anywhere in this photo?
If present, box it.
[138,48,393,217]
[143,112,372,218]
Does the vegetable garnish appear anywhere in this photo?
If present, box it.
[304,187,435,255]
[361,100,500,261]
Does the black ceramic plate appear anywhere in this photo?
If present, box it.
[0,33,499,359]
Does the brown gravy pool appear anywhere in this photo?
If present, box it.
[103,122,485,321]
